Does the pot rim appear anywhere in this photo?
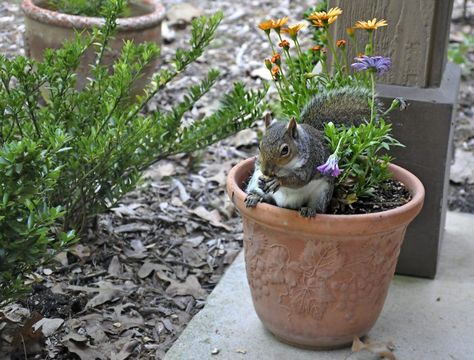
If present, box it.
[21,0,165,31]
[227,157,425,236]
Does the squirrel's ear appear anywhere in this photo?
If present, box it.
[264,113,273,129]
[287,117,298,139]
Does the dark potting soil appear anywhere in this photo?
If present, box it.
[329,179,412,215]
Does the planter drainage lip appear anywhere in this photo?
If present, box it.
[21,0,165,31]
[227,157,425,236]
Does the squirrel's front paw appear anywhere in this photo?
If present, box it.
[245,193,262,208]
[299,207,317,218]
[258,176,280,194]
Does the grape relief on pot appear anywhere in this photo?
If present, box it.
[243,221,403,323]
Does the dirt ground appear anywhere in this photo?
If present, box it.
[0,0,473,359]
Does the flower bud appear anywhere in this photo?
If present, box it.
[271,53,281,66]
[264,58,272,70]
[278,40,290,50]
[271,66,280,80]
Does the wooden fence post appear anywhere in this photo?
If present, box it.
[329,0,461,278]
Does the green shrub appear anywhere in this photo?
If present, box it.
[0,137,75,306]
[0,0,266,304]
[448,33,474,76]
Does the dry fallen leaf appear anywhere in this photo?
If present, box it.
[68,281,131,309]
[191,206,232,231]
[62,339,107,360]
[1,304,30,323]
[165,275,208,299]
[11,312,44,354]
[228,128,258,148]
[123,239,148,259]
[350,336,396,360]
[33,317,64,337]
[185,235,205,247]
[138,261,169,279]
[111,339,139,360]
[108,255,122,276]
[142,161,176,181]
[70,244,92,261]
[115,223,152,234]
[54,251,69,266]
[172,178,191,202]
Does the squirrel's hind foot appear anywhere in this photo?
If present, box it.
[299,207,317,218]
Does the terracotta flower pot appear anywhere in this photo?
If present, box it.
[226,157,424,349]
[21,0,165,94]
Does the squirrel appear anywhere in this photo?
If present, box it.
[245,86,377,217]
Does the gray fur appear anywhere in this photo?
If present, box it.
[300,86,380,130]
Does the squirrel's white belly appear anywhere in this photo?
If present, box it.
[273,178,330,210]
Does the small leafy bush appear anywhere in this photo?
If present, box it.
[0,137,75,306]
[448,33,474,76]
[0,0,266,304]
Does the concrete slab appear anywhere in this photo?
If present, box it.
[165,212,474,360]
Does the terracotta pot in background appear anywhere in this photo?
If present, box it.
[21,0,165,95]
[226,157,424,349]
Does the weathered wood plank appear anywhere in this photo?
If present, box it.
[329,0,453,87]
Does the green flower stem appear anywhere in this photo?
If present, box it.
[370,71,376,123]
[266,32,276,54]
[341,47,349,75]
[325,27,341,72]
[349,33,360,57]
[294,37,308,71]
[333,136,343,154]
[291,37,311,98]
[273,78,285,103]
[321,56,329,75]
[366,30,374,56]
[276,64,292,96]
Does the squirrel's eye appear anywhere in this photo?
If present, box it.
[280,144,290,157]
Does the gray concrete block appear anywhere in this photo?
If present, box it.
[164,212,474,360]
[378,62,461,278]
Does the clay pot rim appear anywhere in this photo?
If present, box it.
[21,0,165,31]
[227,157,425,236]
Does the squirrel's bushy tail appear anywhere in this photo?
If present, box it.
[300,86,380,130]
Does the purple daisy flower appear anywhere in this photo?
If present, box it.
[317,154,341,177]
[351,55,392,75]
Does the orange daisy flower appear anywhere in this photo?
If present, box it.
[281,22,306,38]
[308,7,342,27]
[258,17,289,33]
[258,19,276,31]
[354,18,388,30]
